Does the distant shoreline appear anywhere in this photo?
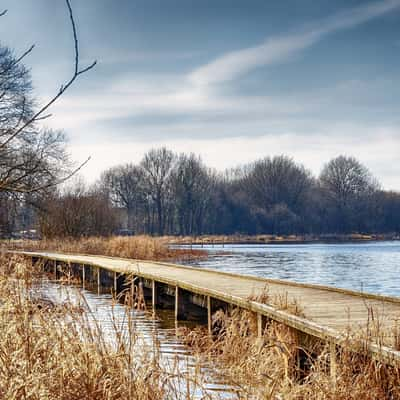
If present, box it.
[168,234,400,246]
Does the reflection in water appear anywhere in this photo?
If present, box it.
[184,241,400,297]
[36,281,235,399]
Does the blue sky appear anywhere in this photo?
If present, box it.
[0,0,399,189]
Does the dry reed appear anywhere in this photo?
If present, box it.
[6,235,206,262]
[2,253,400,399]
[0,254,212,400]
[179,290,400,400]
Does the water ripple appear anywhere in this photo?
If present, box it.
[186,241,400,297]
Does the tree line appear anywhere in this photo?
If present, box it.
[0,4,398,239]
[34,149,400,238]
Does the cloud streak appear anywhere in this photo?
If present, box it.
[189,0,400,86]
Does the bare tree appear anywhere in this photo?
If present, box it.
[141,147,176,235]
[320,155,379,202]
[319,155,380,232]
[101,164,146,233]
[172,153,214,235]
[0,1,95,195]
[39,181,117,238]
[244,155,312,208]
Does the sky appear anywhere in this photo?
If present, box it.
[0,0,399,189]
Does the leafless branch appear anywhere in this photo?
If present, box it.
[34,113,52,122]
[1,156,91,194]
[0,0,96,151]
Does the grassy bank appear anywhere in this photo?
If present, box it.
[5,235,206,262]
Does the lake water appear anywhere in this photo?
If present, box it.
[185,241,400,297]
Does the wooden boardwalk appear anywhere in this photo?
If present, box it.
[16,250,400,364]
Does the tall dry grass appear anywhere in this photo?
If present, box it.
[1,254,399,399]
[179,291,400,400]
[6,235,205,262]
[0,254,211,400]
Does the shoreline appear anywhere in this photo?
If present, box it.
[168,233,400,246]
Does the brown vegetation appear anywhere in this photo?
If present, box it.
[7,235,206,262]
[0,254,212,400]
[0,254,399,399]
[38,183,118,238]
[167,233,399,246]
[179,291,400,399]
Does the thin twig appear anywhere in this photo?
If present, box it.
[0,0,96,194]
[0,0,96,151]
[2,156,91,194]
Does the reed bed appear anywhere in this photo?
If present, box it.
[0,254,212,400]
[179,290,400,399]
[6,235,206,262]
[2,253,400,399]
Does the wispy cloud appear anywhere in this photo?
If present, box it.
[189,0,400,86]
[39,0,400,190]
[44,0,400,131]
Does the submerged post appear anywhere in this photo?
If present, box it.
[152,280,157,310]
[68,262,71,284]
[82,264,85,289]
[175,286,179,320]
[97,267,100,294]
[129,275,135,308]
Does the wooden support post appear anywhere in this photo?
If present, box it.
[82,264,85,289]
[97,267,100,294]
[330,341,337,383]
[53,260,57,279]
[257,313,263,338]
[68,262,71,284]
[175,286,179,320]
[152,280,157,310]
[130,276,134,307]
[113,271,117,293]
[138,279,145,310]
[207,295,212,335]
